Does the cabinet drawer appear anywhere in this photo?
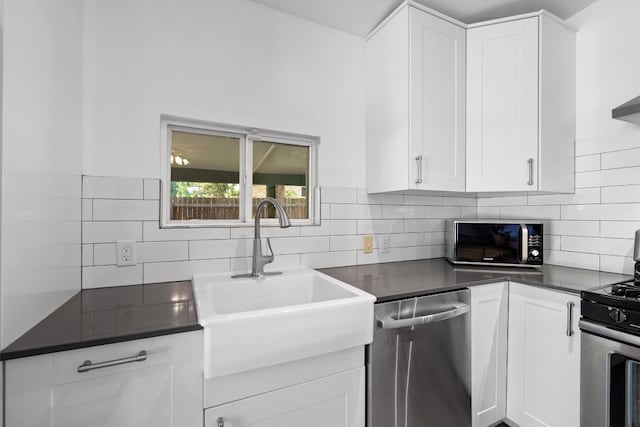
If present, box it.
[52,335,173,386]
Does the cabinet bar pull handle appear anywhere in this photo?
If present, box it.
[217,417,225,427]
[415,155,423,184]
[527,158,534,186]
[566,302,575,337]
[77,350,147,373]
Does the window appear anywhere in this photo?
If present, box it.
[160,117,319,227]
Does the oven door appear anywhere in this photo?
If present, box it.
[581,320,640,427]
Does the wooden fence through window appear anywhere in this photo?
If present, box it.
[171,197,307,220]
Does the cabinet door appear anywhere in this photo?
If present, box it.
[5,332,202,427]
[471,282,508,427]
[507,283,580,427]
[466,17,539,192]
[410,8,466,191]
[206,367,364,427]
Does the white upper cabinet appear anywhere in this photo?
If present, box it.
[366,4,466,193]
[466,14,576,193]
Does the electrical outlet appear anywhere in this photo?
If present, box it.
[117,240,136,267]
[379,234,390,253]
[363,235,373,254]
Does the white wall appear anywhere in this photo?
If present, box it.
[1,0,83,347]
[83,0,367,189]
[477,0,640,275]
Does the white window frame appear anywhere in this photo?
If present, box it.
[160,115,320,228]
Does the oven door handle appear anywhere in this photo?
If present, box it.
[377,304,470,330]
[580,320,640,347]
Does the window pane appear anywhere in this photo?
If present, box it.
[170,130,241,220]
[252,141,309,219]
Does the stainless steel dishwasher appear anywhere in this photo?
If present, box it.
[367,289,471,427]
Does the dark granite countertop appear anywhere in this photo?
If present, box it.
[319,258,633,303]
[0,281,202,361]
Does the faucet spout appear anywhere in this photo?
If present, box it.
[232,197,291,278]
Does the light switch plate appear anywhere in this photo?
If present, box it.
[379,235,390,253]
[363,235,373,254]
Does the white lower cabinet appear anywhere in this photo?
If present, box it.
[506,283,581,427]
[205,367,364,427]
[5,332,203,427]
[471,282,509,427]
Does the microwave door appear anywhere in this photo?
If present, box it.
[455,223,521,264]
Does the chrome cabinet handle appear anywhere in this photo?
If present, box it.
[217,417,224,427]
[527,158,534,186]
[566,302,575,337]
[415,155,423,184]
[77,350,147,373]
[377,303,470,330]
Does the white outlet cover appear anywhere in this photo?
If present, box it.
[116,240,136,267]
[379,235,390,253]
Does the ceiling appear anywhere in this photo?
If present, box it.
[248,0,597,36]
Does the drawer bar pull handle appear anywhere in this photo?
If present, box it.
[77,350,147,373]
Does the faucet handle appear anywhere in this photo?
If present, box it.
[264,238,275,264]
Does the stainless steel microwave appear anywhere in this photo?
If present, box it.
[445,220,543,267]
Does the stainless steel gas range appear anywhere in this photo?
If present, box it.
[581,280,640,426]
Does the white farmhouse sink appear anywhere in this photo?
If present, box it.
[193,267,376,379]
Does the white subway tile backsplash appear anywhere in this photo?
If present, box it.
[93,199,159,221]
[269,236,330,255]
[403,195,444,206]
[601,221,640,238]
[82,199,93,221]
[601,185,640,203]
[83,221,142,243]
[301,251,357,269]
[562,204,640,221]
[576,167,640,188]
[547,220,600,237]
[330,235,362,251]
[477,206,500,219]
[402,245,445,261]
[357,219,404,234]
[143,221,230,241]
[403,219,444,233]
[330,204,381,219]
[143,179,160,200]
[357,247,404,265]
[143,259,230,283]
[93,243,116,265]
[499,205,561,220]
[545,250,600,270]
[356,189,404,205]
[575,154,601,172]
[382,205,425,219]
[83,176,143,200]
[83,265,143,288]
[600,255,635,275]
[82,244,93,267]
[527,188,600,205]
[230,225,300,239]
[601,148,640,170]
[300,220,356,236]
[561,236,634,257]
[189,239,253,260]
[138,241,189,263]
[321,187,357,204]
[575,130,640,156]
[424,206,461,219]
[478,196,528,206]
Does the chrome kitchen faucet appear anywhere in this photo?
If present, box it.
[232,197,291,278]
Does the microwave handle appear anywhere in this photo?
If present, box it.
[520,224,529,263]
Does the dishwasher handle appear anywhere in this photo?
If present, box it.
[377,303,470,330]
